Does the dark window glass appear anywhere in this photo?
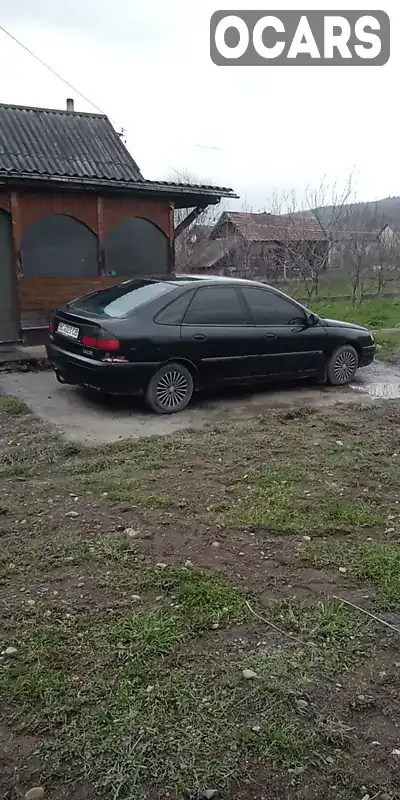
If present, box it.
[241,287,305,325]
[155,289,196,325]
[184,287,246,325]
[104,218,168,276]
[70,280,176,318]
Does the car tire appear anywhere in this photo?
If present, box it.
[146,362,194,414]
[327,345,358,386]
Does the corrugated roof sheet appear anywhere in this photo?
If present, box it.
[0,103,238,203]
[189,236,236,268]
[212,211,328,242]
[0,103,143,183]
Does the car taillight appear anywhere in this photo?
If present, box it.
[81,335,120,351]
[49,320,55,333]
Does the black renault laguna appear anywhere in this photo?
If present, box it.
[46,275,376,414]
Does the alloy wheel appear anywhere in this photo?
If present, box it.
[156,370,189,410]
[332,349,357,384]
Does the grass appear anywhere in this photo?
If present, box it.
[374,329,400,361]
[2,402,400,798]
[311,297,400,329]
[0,590,370,797]
[0,394,29,415]
[303,539,400,609]
[66,411,397,536]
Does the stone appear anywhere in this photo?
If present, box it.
[295,698,309,711]
[65,511,79,518]
[338,567,347,574]
[242,669,258,680]
[302,536,311,542]
[4,646,17,656]
[131,595,141,602]
[24,788,45,800]
[212,541,220,548]
[156,562,168,569]
[184,559,194,569]
[203,791,218,799]
[125,527,141,538]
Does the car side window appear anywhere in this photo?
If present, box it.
[183,287,247,326]
[154,289,196,325]
[241,287,305,326]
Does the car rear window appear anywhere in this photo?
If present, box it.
[70,280,176,318]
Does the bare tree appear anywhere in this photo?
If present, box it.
[167,168,224,272]
[259,177,354,300]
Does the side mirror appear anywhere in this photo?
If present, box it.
[308,312,320,326]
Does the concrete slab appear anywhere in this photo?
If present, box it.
[2,362,399,445]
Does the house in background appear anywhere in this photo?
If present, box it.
[0,100,236,345]
[331,224,400,271]
[187,211,329,278]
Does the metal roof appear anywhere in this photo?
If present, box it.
[188,235,237,268]
[211,211,328,242]
[0,104,237,206]
[0,103,143,183]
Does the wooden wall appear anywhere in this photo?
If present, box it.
[0,186,173,332]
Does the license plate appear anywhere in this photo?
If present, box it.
[57,322,79,339]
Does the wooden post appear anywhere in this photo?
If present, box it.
[97,196,106,275]
[9,191,22,338]
[168,204,175,273]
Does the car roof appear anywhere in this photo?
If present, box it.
[130,274,276,289]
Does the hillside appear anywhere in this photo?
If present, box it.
[306,196,400,232]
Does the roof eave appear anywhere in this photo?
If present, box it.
[0,172,238,206]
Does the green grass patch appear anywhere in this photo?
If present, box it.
[0,395,29,415]
[224,463,380,534]
[0,594,368,798]
[374,329,400,361]
[311,297,400,329]
[65,407,398,536]
[304,539,400,608]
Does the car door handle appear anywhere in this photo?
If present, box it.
[192,333,206,340]
[264,333,277,339]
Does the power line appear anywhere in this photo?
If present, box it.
[0,23,221,180]
[0,23,108,116]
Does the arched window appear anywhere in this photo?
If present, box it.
[21,214,98,277]
[104,218,168,276]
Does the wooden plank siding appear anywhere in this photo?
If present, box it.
[0,187,173,333]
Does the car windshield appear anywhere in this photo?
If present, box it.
[70,280,176,318]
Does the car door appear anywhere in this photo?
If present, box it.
[239,286,328,378]
[180,285,257,385]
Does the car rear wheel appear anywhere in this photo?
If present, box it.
[327,345,358,386]
[146,363,194,414]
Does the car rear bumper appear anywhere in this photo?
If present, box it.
[46,342,158,394]
[359,344,376,368]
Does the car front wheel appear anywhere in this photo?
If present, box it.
[146,363,194,414]
[327,345,358,386]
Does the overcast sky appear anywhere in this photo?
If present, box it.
[0,0,397,210]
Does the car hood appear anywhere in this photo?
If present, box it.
[321,317,369,333]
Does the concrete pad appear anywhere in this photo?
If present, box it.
[2,363,399,445]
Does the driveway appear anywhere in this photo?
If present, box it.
[1,361,400,445]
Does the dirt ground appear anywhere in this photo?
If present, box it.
[1,360,400,443]
[1,392,400,800]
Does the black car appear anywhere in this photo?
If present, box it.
[46,275,376,414]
